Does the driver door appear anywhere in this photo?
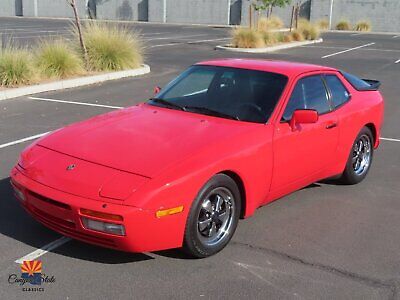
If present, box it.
[271,74,339,193]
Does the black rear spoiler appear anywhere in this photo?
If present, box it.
[360,79,381,91]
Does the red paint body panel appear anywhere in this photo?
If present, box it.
[10,59,384,253]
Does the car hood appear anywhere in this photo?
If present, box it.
[38,104,257,178]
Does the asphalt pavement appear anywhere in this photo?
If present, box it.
[0,17,400,299]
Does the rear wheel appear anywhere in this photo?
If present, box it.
[183,174,241,258]
[340,127,374,185]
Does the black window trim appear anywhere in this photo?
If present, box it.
[321,73,351,111]
[280,74,332,122]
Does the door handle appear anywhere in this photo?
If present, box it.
[326,122,338,129]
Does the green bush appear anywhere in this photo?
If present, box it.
[355,20,371,31]
[0,47,33,87]
[336,20,351,30]
[81,22,143,71]
[232,28,265,48]
[35,40,84,78]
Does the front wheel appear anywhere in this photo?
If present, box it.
[340,127,374,185]
[183,174,241,258]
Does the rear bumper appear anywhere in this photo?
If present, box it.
[10,167,184,253]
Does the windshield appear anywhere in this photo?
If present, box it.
[148,65,288,123]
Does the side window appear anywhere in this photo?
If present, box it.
[324,75,350,108]
[283,75,331,120]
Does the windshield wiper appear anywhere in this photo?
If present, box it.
[184,106,240,121]
[149,98,186,111]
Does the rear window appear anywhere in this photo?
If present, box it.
[341,72,372,90]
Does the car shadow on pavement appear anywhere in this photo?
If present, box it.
[0,177,153,264]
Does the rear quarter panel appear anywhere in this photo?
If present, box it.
[332,72,384,174]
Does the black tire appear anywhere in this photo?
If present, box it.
[182,174,241,258]
[340,127,374,185]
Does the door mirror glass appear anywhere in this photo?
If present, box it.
[289,109,318,130]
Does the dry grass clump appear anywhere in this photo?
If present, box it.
[336,19,351,30]
[261,31,279,45]
[316,19,329,30]
[0,47,33,87]
[354,20,371,31]
[298,19,320,40]
[1,23,145,88]
[81,22,143,71]
[232,28,265,48]
[35,40,84,79]
[290,29,305,41]
[257,16,284,31]
[283,34,294,43]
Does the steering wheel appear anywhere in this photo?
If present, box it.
[236,102,266,119]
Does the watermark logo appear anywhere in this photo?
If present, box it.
[21,260,42,285]
[8,260,55,292]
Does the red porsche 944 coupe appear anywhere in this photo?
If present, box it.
[11,59,384,257]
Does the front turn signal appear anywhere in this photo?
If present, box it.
[156,206,184,218]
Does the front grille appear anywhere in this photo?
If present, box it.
[25,201,116,249]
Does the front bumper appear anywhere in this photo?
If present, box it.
[10,167,185,253]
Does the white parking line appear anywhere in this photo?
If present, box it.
[302,45,400,53]
[149,37,230,48]
[393,35,399,38]
[0,29,70,34]
[0,132,50,150]
[350,33,364,36]
[395,59,400,64]
[12,33,73,39]
[28,96,123,109]
[144,34,209,41]
[381,137,400,142]
[15,237,71,264]
[187,37,231,44]
[321,42,375,58]
[148,42,182,48]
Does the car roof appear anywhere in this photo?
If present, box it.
[196,59,337,77]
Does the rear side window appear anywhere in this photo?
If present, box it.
[325,75,350,108]
[283,75,330,120]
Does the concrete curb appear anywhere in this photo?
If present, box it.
[0,64,150,101]
[215,38,323,53]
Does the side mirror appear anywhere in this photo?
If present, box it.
[289,109,318,131]
[153,86,161,95]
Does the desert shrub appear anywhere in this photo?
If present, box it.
[232,28,265,48]
[354,20,371,31]
[261,31,279,45]
[257,16,284,31]
[316,19,329,30]
[336,20,351,30]
[80,22,143,71]
[275,32,286,43]
[35,40,84,78]
[298,19,320,40]
[0,47,33,87]
[283,34,294,43]
[290,29,305,41]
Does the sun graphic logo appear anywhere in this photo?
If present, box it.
[20,260,42,285]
